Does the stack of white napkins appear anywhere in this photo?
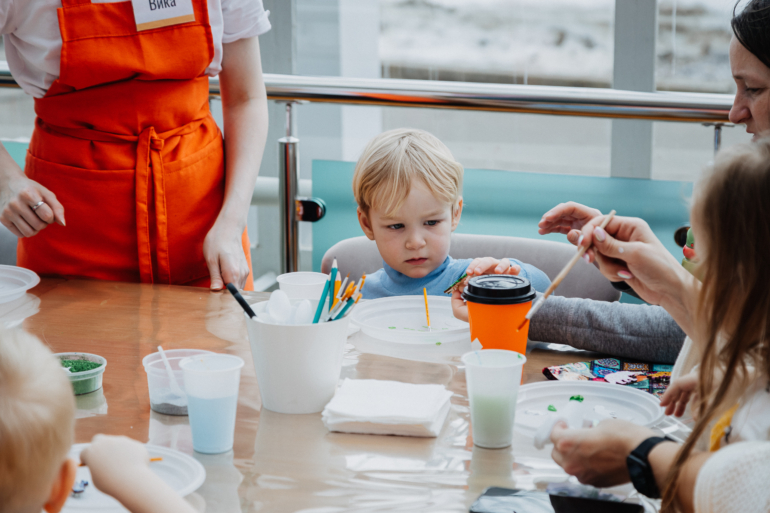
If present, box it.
[322,379,453,437]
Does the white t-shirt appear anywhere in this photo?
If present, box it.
[0,0,271,98]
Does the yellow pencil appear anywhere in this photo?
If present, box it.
[332,272,342,308]
[423,288,431,332]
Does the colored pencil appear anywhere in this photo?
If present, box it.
[332,272,342,308]
[423,287,431,331]
[328,258,338,313]
[517,210,616,332]
[313,273,332,323]
[333,295,358,321]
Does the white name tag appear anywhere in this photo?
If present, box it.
[131,0,195,32]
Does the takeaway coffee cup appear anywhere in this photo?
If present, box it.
[462,275,536,354]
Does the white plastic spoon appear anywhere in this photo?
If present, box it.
[157,345,185,398]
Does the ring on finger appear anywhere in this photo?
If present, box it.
[31,201,45,211]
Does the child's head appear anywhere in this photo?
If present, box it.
[0,330,77,513]
[662,138,770,511]
[353,128,464,278]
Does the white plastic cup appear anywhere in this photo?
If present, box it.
[277,272,329,300]
[179,354,245,454]
[142,349,214,415]
[245,300,350,414]
[461,350,527,449]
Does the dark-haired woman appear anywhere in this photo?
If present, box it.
[542,3,770,512]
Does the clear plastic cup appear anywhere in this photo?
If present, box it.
[142,349,213,415]
[179,354,245,454]
[277,272,329,300]
[461,350,527,449]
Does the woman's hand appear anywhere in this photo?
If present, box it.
[451,258,521,321]
[660,373,698,418]
[203,218,250,291]
[0,146,65,237]
[538,202,602,245]
[550,419,654,487]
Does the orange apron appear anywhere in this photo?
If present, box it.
[17,0,253,290]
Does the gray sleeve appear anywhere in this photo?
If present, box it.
[528,295,686,363]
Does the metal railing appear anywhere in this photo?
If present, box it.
[0,63,736,272]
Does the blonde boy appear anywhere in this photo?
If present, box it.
[353,128,550,298]
[0,331,196,513]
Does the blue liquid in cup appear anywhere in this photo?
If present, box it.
[187,394,239,454]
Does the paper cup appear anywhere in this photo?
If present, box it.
[462,350,527,449]
[246,301,349,414]
[463,275,535,354]
[180,354,244,454]
[277,272,329,300]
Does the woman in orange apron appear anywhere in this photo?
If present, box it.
[0,0,268,291]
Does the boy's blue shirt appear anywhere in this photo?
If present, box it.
[361,256,551,299]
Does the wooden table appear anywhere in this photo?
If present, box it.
[24,278,610,512]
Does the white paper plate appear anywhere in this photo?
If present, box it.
[63,444,206,512]
[0,265,39,303]
[350,295,469,344]
[514,381,664,436]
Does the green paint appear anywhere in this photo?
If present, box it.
[61,360,102,373]
[569,395,585,402]
[547,404,557,412]
[435,342,441,346]
[388,326,396,329]
[470,393,517,448]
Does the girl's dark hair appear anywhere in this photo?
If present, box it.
[732,0,770,69]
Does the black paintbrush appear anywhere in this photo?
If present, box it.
[226,283,257,318]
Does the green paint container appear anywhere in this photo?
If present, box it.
[56,352,107,395]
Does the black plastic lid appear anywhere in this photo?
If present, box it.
[462,275,536,305]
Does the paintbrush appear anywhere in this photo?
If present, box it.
[443,273,467,294]
[423,287,431,331]
[517,210,617,332]
[226,283,256,318]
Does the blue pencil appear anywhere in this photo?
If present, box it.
[328,258,338,314]
[312,274,331,323]
[332,296,356,321]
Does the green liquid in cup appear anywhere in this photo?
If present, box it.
[470,393,517,449]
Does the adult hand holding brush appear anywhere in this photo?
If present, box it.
[577,213,700,337]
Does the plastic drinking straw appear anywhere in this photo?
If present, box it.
[328,258,338,313]
[423,288,431,331]
[157,345,184,397]
[312,274,332,323]
[517,210,616,332]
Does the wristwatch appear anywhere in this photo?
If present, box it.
[626,436,671,499]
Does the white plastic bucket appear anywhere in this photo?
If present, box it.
[245,300,350,414]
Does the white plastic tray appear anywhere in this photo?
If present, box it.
[350,295,469,345]
[63,444,206,512]
[0,265,39,303]
[514,381,664,436]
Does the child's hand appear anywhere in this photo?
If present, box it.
[79,435,151,498]
[659,373,698,418]
[465,257,521,278]
[80,434,197,513]
[451,288,468,322]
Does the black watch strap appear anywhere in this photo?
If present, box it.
[626,436,670,499]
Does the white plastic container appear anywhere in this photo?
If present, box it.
[143,349,213,415]
[462,350,527,449]
[350,296,469,345]
[180,353,245,454]
[276,272,328,300]
[245,300,350,414]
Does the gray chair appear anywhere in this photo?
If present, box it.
[321,233,620,302]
